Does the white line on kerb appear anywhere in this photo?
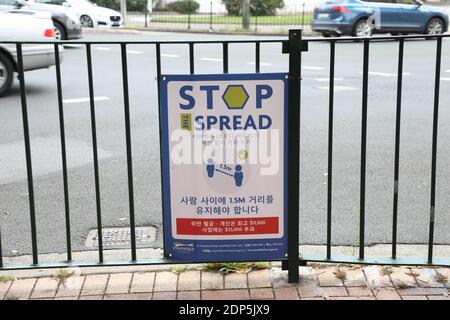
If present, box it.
[95,47,112,51]
[317,85,358,91]
[303,65,325,70]
[63,97,110,104]
[445,69,450,73]
[127,50,144,55]
[200,57,223,62]
[368,71,412,77]
[314,77,344,82]
[441,77,450,81]
[161,54,181,58]
[247,62,273,66]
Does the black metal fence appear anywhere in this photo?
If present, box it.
[1,31,450,283]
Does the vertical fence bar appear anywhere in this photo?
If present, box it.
[392,39,404,260]
[359,39,369,260]
[86,44,103,263]
[0,227,3,268]
[428,37,442,264]
[209,1,213,32]
[255,42,260,73]
[326,40,335,260]
[301,3,305,29]
[54,43,72,261]
[120,44,137,261]
[187,1,191,30]
[189,43,195,74]
[287,29,302,283]
[223,42,228,74]
[16,44,38,265]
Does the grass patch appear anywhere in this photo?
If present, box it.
[380,266,393,277]
[434,272,448,284]
[200,262,270,274]
[171,265,187,274]
[333,267,347,282]
[53,269,74,285]
[0,275,14,283]
[151,14,313,25]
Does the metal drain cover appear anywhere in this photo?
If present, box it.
[85,226,157,248]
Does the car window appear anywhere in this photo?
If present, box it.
[364,0,396,3]
[395,0,418,4]
[0,0,17,5]
[34,0,66,5]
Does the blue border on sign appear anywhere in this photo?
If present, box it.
[159,73,289,262]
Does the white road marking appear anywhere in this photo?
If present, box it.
[200,57,223,62]
[161,54,181,58]
[127,50,144,55]
[368,71,412,77]
[95,47,112,51]
[441,77,450,81]
[303,65,325,70]
[317,85,358,91]
[445,69,450,73]
[63,96,110,104]
[247,62,273,66]
[314,77,344,82]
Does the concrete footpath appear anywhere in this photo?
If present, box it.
[1,264,450,300]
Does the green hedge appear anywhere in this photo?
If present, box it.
[167,0,200,14]
[221,0,284,16]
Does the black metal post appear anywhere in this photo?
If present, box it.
[188,1,191,30]
[209,1,213,32]
[144,0,148,28]
[286,29,302,283]
[301,3,305,29]
[17,44,38,265]
[428,37,442,264]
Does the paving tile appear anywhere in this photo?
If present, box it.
[373,288,401,300]
[152,291,177,300]
[427,295,450,300]
[298,286,347,298]
[333,296,375,300]
[434,268,450,288]
[154,271,178,292]
[389,267,418,288]
[178,271,201,291]
[104,293,152,300]
[343,268,368,287]
[105,273,132,295]
[201,272,224,290]
[30,278,59,299]
[401,295,428,300]
[224,273,247,289]
[347,287,373,297]
[414,268,445,288]
[397,287,447,296]
[81,274,108,296]
[54,296,79,300]
[130,272,155,293]
[78,295,104,300]
[202,289,250,300]
[274,287,299,300]
[248,270,271,288]
[55,276,84,298]
[0,280,13,300]
[270,268,293,288]
[297,267,319,288]
[317,268,344,287]
[363,266,393,289]
[177,291,201,300]
[250,288,274,300]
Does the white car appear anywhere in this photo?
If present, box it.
[30,0,123,28]
[0,11,63,96]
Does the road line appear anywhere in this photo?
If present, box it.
[127,50,144,55]
[441,77,450,81]
[200,57,223,62]
[63,96,110,104]
[247,62,273,66]
[317,85,358,91]
[95,47,112,51]
[303,65,325,70]
[315,77,344,82]
[445,69,450,73]
[161,54,181,58]
[368,71,412,77]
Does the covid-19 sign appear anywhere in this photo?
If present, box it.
[159,73,288,261]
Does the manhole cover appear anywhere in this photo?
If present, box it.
[85,226,157,249]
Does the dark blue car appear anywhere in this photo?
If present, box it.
[312,0,449,37]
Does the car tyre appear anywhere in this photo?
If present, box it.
[322,32,331,37]
[53,22,66,41]
[352,19,372,38]
[80,15,94,28]
[0,52,14,97]
[425,17,444,35]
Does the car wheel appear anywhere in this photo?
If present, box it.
[425,18,444,35]
[0,52,14,97]
[322,32,331,37]
[80,15,94,28]
[53,22,66,41]
[353,19,372,38]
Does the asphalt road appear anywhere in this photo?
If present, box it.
[1,30,450,257]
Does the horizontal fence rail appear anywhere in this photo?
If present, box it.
[1,33,450,275]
